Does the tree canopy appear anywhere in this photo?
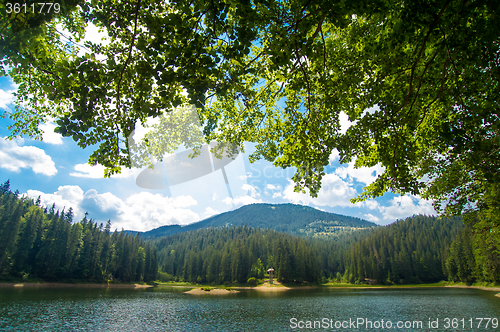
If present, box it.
[1,0,499,220]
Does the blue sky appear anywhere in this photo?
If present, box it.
[0,24,437,231]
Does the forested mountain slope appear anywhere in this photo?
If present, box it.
[1,180,476,285]
[0,180,157,283]
[445,220,500,284]
[155,226,322,284]
[154,215,465,285]
[136,203,377,239]
[339,215,464,284]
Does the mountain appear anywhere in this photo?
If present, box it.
[153,214,464,285]
[341,214,464,284]
[130,203,378,239]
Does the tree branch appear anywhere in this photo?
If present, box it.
[438,24,467,112]
[320,20,326,74]
[407,49,440,114]
[417,52,450,129]
[116,0,142,118]
[311,14,325,40]
[402,0,453,110]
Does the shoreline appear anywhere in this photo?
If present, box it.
[184,288,239,295]
[239,284,292,292]
[444,285,500,294]
[1,282,498,295]
[0,282,153,289]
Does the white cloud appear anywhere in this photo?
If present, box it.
[338,106,378,135]
[56,185,85,203]
[76,22,110,59]
[27,186,124,223]
[283,173,357,207]
[39,122,63,145]
[339,111,356,135]
[70,163,137,179]
[169,194,198,208]
[335,161,385,186]
[329,148,340,164]
[364,199,380,210]
[25,186,201,232]
[242,183,259,198]
[203,207,220,219]
[0,137,57,176]
[223,183,263,206]
[81,189,124,216]
[353,199,380,210]
[379,195,436,222]
[83,22,109,46]
[27,185,84,216]
[222,195,263,206]
[238,172,252,180]
[70,164,103,178]
[364,213,380,223]
[0,88,15,110]
[265,183,282,198]
[115,193,199,231]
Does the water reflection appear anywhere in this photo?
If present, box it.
[0,287,499,331]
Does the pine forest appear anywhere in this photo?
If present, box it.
[0,180,499,286]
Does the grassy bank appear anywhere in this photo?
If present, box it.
[0,282,153,288]
[0,278,155,288]
[2,279,499,293]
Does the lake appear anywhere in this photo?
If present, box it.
[0,287,499,331]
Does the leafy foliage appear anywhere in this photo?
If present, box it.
[2,0,499,221]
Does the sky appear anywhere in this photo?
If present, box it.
[0,23,437,232]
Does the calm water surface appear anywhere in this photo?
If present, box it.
[0,287,499,331]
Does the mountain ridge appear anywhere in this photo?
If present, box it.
[128,203,378,239]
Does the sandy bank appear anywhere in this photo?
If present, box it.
[445,285,500,293]
[245,282,291,291]
[0,282,153,289]
[184,288,239,295]
[254,285,290,291]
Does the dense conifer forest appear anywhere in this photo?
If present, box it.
[445,222,500,284]
[1,179,498,286]
[153,215,466,285]
[154,226,323,284]
[338,215,464,284]
[0,180,157,283]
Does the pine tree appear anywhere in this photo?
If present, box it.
[0,199,23,275]
[11,206,42,276]
[0,180,11,195]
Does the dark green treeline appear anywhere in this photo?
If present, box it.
[2,180,486,285]
[154,215,465,285]
[338,215,464,284]
[445,220,500,284]
[155,226,322,284]
[0,180,157,282]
